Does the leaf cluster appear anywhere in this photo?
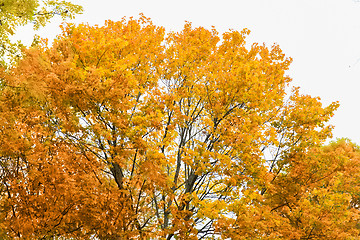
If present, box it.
[0,0,83,66]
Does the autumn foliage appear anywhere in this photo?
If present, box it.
[0,0,82,66]
[0,16,358,239]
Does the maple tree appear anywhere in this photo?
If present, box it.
[0,15,358,239]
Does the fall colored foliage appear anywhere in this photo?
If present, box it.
[0,15,359,239]
[0,0,82,66]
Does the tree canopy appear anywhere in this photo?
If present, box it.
[0,15,359,239]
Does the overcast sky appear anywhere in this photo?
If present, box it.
[14,0,360,144]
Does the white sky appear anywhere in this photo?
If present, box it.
[14,0,360,144]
